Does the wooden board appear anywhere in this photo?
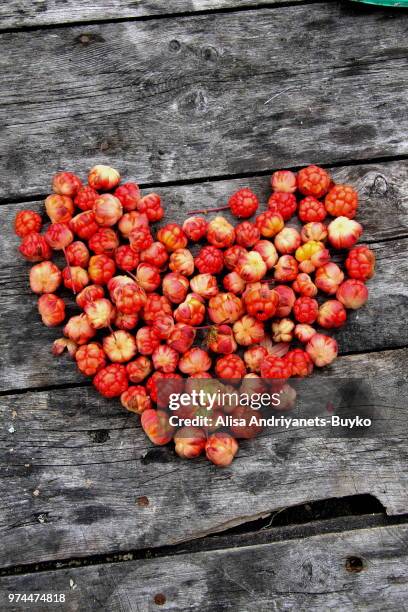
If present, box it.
[1,160,407,392]
[1,524,407,610]
[1,3,408,199]
[1,0,308,30]
[0,347,407,567]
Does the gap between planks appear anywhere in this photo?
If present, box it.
[2,152,408,208]
[0,1,321,35]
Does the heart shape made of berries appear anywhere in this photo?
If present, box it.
[15,164,376,467]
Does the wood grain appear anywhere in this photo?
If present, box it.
[1,161,407,392]
[1,3,407,199]
[1,0,309,30]
[1,524,407,611]
[0,347,407,567]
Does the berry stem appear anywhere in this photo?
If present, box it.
[63,247,76,295]
[188,205,229,215]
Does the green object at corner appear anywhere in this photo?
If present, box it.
[351,0,408,5]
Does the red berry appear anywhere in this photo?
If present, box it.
[235,221,260,247]
[298,196,327,223]
[129,224,153,252]
[65,241,90,268]
[19,233,51,262]
[88,254,116,285]
[228,188,259,218]
[74,186,99,211]
[325,184,358,219]
[115,245,140,271]
[267,192,297,221]
[93,364,128,398]
[182,216,207,241]
[137,193,164,222]
[195,245,224,274]
[293,296,319,324]
[14,210,42,238]
[215,354,246,379]
[298,165,331,198]
[52,172,82,197]
[89,228,119,255]
[114,182,141,211]
[260,355,292,380]
[286,349,313,377]
[70,211,99,240]
[345,246,375,281]
[76,342,106,376]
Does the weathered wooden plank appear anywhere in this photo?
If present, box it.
[0,348,407,567]
[1,525,407,611]
[1,3,407,199]
[1,161,407,391]
[1,0,308,30]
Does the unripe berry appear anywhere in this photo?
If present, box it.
[271,169,297,193]
[255,211,284,237]
[327,216,363,250]
[272,318,295,343]
[207,216,235,248]
[169,248,195,276]
[236,251,267,282]
[182,216,207,241]
[244,345,268,372]
[253,240,278,269]
[208,292,244,324]
[84,298,115,329]
[76,284,105,309]
[174,427,207,459]
[190,273,219,299]
[141,409,174,446]
[136,193,164,223]
[152,345,179,373]
[136,327,161,355]
[224,245,247,270]
[174,293,206,326]
[62,266,89,292]
[121,386,151,414]
[52,171,82,197]
[179,348,212,374]
[223,271,246,295]
[315,262,344,294]
[274,255,298,282]
[64,314,96,345]
[140,241,169,270]
[14,210,42,238]
[45,194,74,224]
[126,356,152,383]
[75,342,106,376]
[66,241,90,267]
[207,324,237,354]
[135,263,161,292]
[167,323,196,353]
[152,315,175,340]
[162,272,190,304]
[294,324,316,344]
[292,273,318,297]
[38,294,65,327]
[44,223,73,250]
[118,211,148,238]
[274,285,296,318]
[88,254,116,285]
[103,330,137,363]
[93,194,123,227]
[233,315,264,346]
[30,261,61,293]
[206,432,239,467]
[317,300,347,329]
[306,333,338,367]
[274,227,301,254]
[88,165,120,191]
[336,279,368,310]
[114,311,139,330]
[157,223,188,252]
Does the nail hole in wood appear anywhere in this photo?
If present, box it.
[154,593,166,605]
[345,556,365,573]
